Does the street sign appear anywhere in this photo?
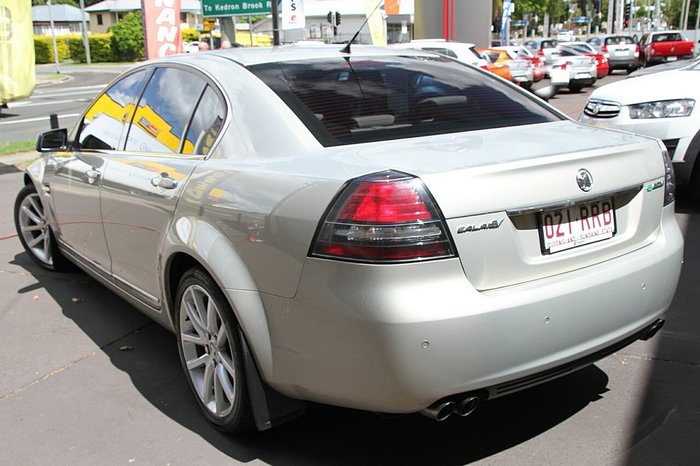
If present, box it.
[572,16,590,24]
[202,0,271,18]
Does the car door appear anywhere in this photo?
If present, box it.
[100,66,226,309]
[48,69,152,274]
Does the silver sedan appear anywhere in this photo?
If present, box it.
[15,45,683,432]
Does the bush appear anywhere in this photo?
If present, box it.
[111,11,144,61]
[182,28,199,42]
[66,34,114,63]
[34,36,68,64]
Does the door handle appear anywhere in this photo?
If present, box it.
[86,168,101,184]
[151,172,178,190]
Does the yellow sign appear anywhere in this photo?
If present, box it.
[0,0,36,104]
[203,18,216,32]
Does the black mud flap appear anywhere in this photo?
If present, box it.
[239,329,305,431]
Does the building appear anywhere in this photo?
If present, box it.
[32,4,89,36]
[84,0,201,34]
[254,0,415,44]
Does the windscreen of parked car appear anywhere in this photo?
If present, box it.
[249,56,560,147]
[652,33,682,42]
[557,47,586,57]
[605,36,636,45]
[567,44,595,54]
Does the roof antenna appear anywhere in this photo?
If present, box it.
[341,0,383,54]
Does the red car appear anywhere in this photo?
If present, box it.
[561,42,609,78]
[495,45,546,82]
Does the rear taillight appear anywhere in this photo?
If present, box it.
[538,49,544,57]
[634,44,640,57]
[659,141,676,206]
[311,170,455,262]
[560,61,573,70]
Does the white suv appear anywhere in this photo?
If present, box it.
[580,61,700,197]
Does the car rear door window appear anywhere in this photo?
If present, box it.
[125,67,206,154]
[182,85,226,156]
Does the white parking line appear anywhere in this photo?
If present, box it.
[0,113,80,126]
[8,99,90,108]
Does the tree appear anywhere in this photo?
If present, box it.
[111,11,144,62]
[32,0,79,6]
[664,0,698,29]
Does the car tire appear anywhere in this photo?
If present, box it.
[568,84,583,93]
[175,267,255,433]
[14,184,73,271]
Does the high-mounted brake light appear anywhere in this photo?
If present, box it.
[311,170,455,262]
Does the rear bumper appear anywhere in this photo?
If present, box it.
[259,205,683,413]
[608,57,638,69]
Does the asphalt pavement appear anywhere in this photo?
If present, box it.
[0,69,699,465]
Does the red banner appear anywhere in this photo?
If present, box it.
[141,0,182,59]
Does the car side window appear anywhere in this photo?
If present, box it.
[124,67,206,154]
[76,69,151,151]
[182,86,226,156]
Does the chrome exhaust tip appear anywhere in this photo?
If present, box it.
[454,396,480,417]
[421,400,456,421]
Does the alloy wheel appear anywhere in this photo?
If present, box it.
[17,190,54,267]
[179,284,237,418]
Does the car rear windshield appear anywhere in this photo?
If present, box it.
[652,33,682,42]
[249,56,560,147]
[605,36,635,45]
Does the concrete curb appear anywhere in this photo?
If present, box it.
[0,152,40,175]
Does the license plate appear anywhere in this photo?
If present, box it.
[540,199,616,254]
[614,50,628,56]
[667,56,677,61]
[575,73,591,79]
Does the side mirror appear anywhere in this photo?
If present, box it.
[36,128,68,152]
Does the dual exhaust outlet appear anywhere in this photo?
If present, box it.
[421,395,480,421]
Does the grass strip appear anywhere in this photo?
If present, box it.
[0,140,35,156]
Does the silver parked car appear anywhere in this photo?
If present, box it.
[15,45,683,432]
[548,45,598,92]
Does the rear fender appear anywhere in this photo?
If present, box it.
[166,216,273,378]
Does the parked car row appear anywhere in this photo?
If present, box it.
[391,40,543,89]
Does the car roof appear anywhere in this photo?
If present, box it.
[393,39,478,49]
[152,44,440,68]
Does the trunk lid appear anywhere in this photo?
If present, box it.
[353,120,666,290]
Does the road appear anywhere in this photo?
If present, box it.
[0,64,132,144]
[0,67,698,465]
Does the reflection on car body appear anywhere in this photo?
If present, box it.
[15,45,683,433]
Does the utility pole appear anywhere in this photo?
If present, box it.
[654,0,660,30]
[47,0,60,73]
[271,0,280,45]
[79,0,91,64]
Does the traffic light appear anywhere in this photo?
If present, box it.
[592,0,600,13]
[327,11,333,24]
[335,11,341,26]
[624,1,631,22]
[579,0,586,12]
